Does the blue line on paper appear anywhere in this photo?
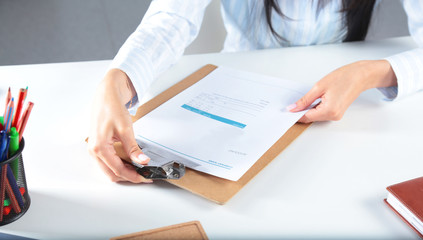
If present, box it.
[181,104,246,129]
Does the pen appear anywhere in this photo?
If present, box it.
[3,137,9,161]
[17,101,33,142]
[0,131,7,161]
[8,127,19,178]
[12,88,27,128]
[6,165,23,208]
[0,116,3,131]
[4,97,14,133]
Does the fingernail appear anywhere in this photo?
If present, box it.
[286,103,297,111]
[137,153,150,163]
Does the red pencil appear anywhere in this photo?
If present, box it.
[5,177,21,214]
[17,102,34,142]
[12,88,27,128]
[0,166,7,221]
[3,87,11,118]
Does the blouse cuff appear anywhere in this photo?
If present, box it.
[384,48,423,101]
[109,46,155,115]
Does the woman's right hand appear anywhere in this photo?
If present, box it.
[88,69,152,183]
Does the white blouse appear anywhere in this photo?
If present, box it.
[110,0,423,109]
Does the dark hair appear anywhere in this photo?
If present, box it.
[264,0,376,42]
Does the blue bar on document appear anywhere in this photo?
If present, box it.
[181,104,246,129]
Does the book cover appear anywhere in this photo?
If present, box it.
[385,177,423,238]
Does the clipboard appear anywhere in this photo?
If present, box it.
[110,221,208,240]
[115,64,311,204]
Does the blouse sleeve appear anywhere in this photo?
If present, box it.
[382,0,423,100]
[109,0,212,112]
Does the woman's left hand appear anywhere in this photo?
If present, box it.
[287,60,397,123]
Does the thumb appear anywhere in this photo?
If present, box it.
[287,85,323,112]
[120,130,150,165]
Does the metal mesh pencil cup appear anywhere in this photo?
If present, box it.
[0,138,31,226]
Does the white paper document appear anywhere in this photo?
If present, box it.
[133,67,311,181]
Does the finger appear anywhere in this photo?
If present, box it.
[94,155,125,182]
[297,114,311,123]
[119,127,150,165]
[98,144,152,183]
[88,142,125,182]
[297,102,321,123]
[297,108,321,123]
[287,85,324,112]
[298,103,343,123]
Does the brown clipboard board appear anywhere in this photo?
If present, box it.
[110,221,208,240]
[115,64,311,204]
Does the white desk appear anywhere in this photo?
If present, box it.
[0,36,422,239]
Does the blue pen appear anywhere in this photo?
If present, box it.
[3,136,10,161]
[0,130,7,161]
[4,97,14,133]
[6,165,24,208]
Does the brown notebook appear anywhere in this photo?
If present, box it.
[110,221,208,240]
[115,64,311,204]
[384,177,423,238]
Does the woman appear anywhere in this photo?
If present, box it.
[88,0,423,183]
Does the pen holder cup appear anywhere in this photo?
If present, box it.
[0,138,30,226]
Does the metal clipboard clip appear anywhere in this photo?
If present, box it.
[131,145,186,180]
[132,160,185,180]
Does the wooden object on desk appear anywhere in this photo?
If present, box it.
[110,221,208,240]
[116,64,311,204]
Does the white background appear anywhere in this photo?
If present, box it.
[0,0,410,65]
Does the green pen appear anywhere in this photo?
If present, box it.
[8,127,20,179]
[0,116,3,128]
[3,198,10,207]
